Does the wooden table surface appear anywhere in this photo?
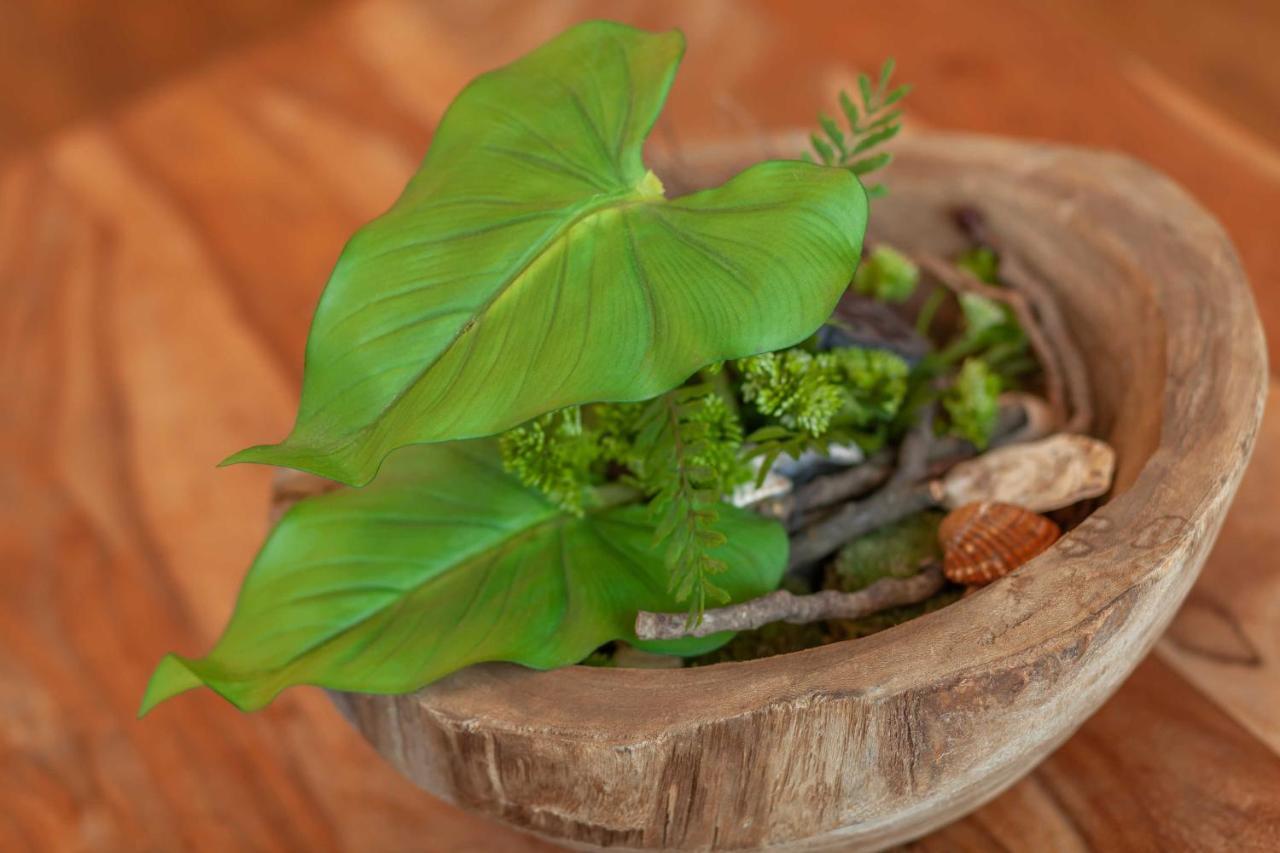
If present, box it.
[3,1,1278,850]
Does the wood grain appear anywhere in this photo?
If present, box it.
[2,0,1278,850]
[915,656,1280,851]
[1035,0,1280,150]
[1157,385,1280,756]
[0,0,336,160]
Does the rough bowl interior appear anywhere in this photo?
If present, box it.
[321,133,1267,852]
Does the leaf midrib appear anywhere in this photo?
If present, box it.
[334,180,665,454]
[252,485,643,677]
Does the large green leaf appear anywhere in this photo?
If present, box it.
[141,441,786,713]
[225,20,867,485]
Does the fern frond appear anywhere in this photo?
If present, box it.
[808,57,910,197]
[623,389,750,623]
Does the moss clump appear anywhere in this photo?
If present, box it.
[829,511,944,592]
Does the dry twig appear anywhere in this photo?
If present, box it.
[986,249,1093,433]
[788,480,942,571]
[913,252,1069,427]
[635,565,946,640]
[780,396,1042,528]
[784,449,894,525]
[946,205,1093,433]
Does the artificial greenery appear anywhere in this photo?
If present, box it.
[943,357,1003,449]
[738,345,910,482]
[496,348,910,618]
[497,407,598,514]
[900,239,1032,450]
[805,59,910,197]
[223,21,867,487]
[141,21,1035,716]
[141,441,787,713]
[852,245,919,303]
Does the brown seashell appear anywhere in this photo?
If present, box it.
[939,501,1061,586]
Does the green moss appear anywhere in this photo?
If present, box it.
[829,511,944,592]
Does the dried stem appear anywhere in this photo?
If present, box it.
[635,564,946,640]
[788,478,942,571]
[782,397,1034,531]
[891,400,936,487]
[785,449,893,524]
[912,251,1069,427]
[986,249,1094,433]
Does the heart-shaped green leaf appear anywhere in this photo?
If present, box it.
[141,441,786,713]
[225,20,867,485]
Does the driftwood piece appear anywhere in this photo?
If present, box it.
[942,433,1116,512]
[636,565,945,640]
[322,135,1266,853]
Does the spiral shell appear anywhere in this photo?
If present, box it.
[939,501,1061,586]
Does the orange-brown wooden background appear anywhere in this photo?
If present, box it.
[2,1,1279,850]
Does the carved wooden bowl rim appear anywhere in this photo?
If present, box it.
[300,131,1266,847]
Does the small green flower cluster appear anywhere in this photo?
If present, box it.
[496,407,598,515]
[738,346,909,439]
[498,389,750,518]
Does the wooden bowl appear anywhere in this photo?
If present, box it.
[292,133,1267,851]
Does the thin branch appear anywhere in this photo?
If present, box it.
[635,564,945,640]
[781,396,1037,530]
[787,480,942,571]
[890,400,936,487]
[912,251,1069,427]
[784,449,893,524]
[986,249,1093,433]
